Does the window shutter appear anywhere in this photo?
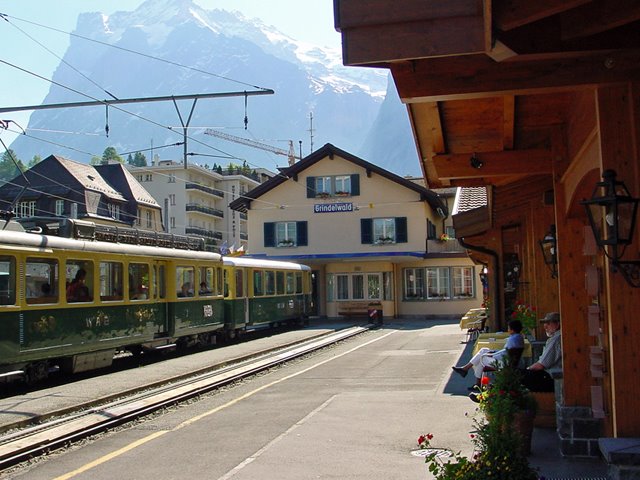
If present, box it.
[306,176,316,198]
[396,217,408,243]
[350,174,360,196]
[296,221,308,246]
[264,222,275,247]
[361,218,372,244]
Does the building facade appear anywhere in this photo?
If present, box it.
[0,155,162,230]
[127,160,274,250]
[230,144,482,318]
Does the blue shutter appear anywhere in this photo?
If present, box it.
[306,176,316,198]
[296,221,308,246]
[264,222,275,247]
[361,218,372,244]
[396,217,408,243]
[350,174,360,196]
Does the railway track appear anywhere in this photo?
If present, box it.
[0,325,369,470]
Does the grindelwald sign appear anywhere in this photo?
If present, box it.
[313,203,353,213]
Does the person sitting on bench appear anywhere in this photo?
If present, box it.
[521,311,562,392]
[452,319,525,390]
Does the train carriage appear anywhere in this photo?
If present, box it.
[223,257,312,337]
[0,219,313,385]
[0,219,224,384]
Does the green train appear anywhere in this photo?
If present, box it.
[0,219,312,384]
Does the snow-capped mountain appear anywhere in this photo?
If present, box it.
[9,0,419,175]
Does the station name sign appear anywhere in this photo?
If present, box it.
[314,202,353,213]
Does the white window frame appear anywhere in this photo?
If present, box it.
[373,218,396,244]
[55,199,64,216]
[426,267,450,299]
[452,266,474,298]
[276,221,297,247]
[19,201,36,218]
[403,268,424,300]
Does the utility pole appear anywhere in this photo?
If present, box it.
[309,112,314,153]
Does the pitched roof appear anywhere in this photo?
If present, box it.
[229,143,447,214]
[453,187,488,214]
[47,155,126,202]
[95,163,160,207]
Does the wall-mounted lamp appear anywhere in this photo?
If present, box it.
[538,224,557,279]
[581,169,640,287]
[470,153,484,169]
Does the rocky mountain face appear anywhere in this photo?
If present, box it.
[9,0,420,176]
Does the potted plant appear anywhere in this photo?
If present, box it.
[510,301,537,338]
[418,361,538,479]
[476,360,537,456]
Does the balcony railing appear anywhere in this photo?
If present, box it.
[185,183,224,198]
[185,227,223,239]
[185,203,224,218]
[427,238,467,254]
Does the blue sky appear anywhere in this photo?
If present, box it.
[0,1,342,147]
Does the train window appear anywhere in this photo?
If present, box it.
[0,256,16,305]
[253,270,264,296]
[286,272,295,294]
[99,261,123,301]
[66,260,94,303]
[26,258,59,304]
[295,272,303,294]
[276,271,285,295]
[129,263,149,300]
[198,266,213,296]
[234,269,243,298]
[265,270,275,296]
[176,266,195,297]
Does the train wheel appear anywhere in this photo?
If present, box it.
[24,361,49,386]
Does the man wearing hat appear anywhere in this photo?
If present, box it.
[522,311,562,392]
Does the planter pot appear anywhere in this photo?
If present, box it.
[514,409,536,456]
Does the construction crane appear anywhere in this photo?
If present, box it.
[204,129,297,166]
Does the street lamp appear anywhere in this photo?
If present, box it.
[581,169,640,287]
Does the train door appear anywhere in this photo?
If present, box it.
[236,267,249,326]
[153,262,169,335]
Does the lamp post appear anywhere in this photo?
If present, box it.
[581,169,640,287]
[538,224,557,279]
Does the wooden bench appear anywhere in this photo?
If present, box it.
[337,302,371,318]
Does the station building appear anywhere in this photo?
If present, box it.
[230,143,482,319]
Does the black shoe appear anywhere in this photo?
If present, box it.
[469,392,480,403]
[452,366,468,378]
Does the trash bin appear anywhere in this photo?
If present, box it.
[368,303,383,325]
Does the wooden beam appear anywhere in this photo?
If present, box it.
[561,0,640,41]
[334,0,481,30]
[390,50,640,102]
[423,102,445,154]
[433,149,552,179]
[341,16,484,65]
[502,95,515,150]
[493,0,592,31]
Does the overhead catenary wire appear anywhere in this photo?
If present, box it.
[0,12,324,209]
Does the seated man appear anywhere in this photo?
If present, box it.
[520,311,562,392]
[452,319,525,390]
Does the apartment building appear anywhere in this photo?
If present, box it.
[128,160,275,250]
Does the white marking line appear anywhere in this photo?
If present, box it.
[54,330,398,480]
[217,395,337,480]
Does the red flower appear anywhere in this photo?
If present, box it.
[418,435,426,445]
[427,433,433,440]
[481,376,490,385]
